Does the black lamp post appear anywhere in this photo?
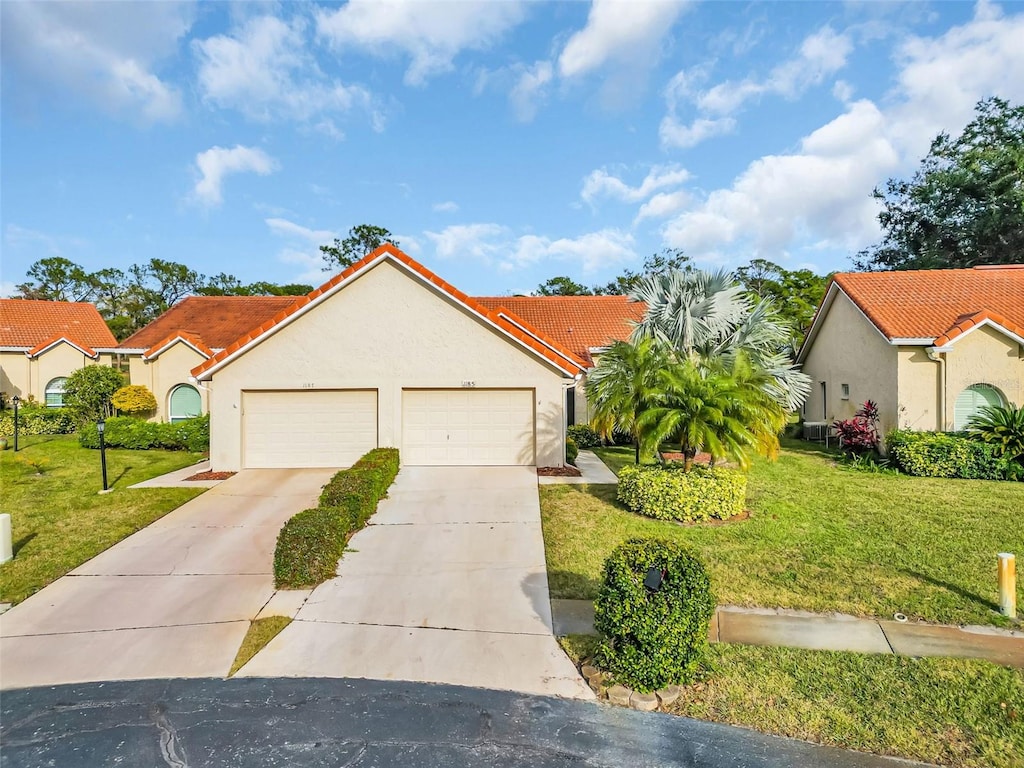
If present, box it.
[98,417,108,492]
[11,396,20,453]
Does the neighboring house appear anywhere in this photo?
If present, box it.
[797,265,1024,438]
[117,296,296,422]
[474,296,643,424]
[0,299,118,406]
[190,245,587,470]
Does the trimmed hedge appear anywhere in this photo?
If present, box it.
[566,437,579,466]
[595,537,715,692]
[275,448,400,589]
[887,430,1009,480]
[0,407,78,437]
[618,464,746,522]
[78,414,210,452]
[567,424,602,449]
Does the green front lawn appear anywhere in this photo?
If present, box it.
[542,440,1024,626]
[561,635,1024,768]
[0,435,205,604]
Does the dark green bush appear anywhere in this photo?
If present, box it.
[887,430,1009,480]
[617,464,747,522]
[0,406,78,437]
[567,424,601,449]
[277,447,400,589]
[566,437,579,466]
[273,507,349,588]
[78,414,210,452]
[595,538,715,692]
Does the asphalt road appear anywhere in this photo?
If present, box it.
[0,677,925,767]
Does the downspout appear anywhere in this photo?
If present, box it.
[925,347,949,431]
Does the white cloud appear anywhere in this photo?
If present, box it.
[194,15,372,124]
[425,223,509,260]
[558,0,690,79]
[265,217,335,243]
[635,190,691,223]
[1,1,192,122]
[432,201,460,213]
[278,247,327,285]
[0,281,17,299]
[581,164,690,206]
[193,145,278,207]
[504,229,636,273]
[509,60,554,122]
[660,26,852,149]
[316,0,527,86]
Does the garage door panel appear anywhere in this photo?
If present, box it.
[402,389,534,466]
[243,390,377,469]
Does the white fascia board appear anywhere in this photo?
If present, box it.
[196,253,580,380]
[27,338,98,359]
[889,338,937,346]
[143,336,211,361]
[496,312,581,369]
[941,319,1024,347]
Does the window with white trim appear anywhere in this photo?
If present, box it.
[168,384,202,423]
[841,383,850,400]
[45,377,67,408]
[953,383,1005,431]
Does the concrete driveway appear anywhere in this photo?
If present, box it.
[0,468,334,690]
[238,466,592,699]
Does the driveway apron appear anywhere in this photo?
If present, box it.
[238,466,593,700]
[0,468,334,690]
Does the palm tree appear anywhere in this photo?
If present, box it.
[586,337,671,464]
[630,269,810,411]
[638,354,787,471]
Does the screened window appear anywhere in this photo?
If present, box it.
[168,384,202,423]
[45,377,67,408]
[953,383,1005,431]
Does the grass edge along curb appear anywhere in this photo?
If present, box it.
[273,448,400,589]
[228,616,292,676]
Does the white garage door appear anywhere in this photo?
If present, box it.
[243,390,377,468]
[402,389,535,466]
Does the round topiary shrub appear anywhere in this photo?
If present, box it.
[595,537,714,692]
[617,464,746,522]
[111,384,158,415]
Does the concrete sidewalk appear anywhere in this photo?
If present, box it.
[128,459,224,489]
[551,599,1024,667]
[538,450,618,485]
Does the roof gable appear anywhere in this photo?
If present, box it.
[0,299,116,349]
[799,266,1024,361]
[142,332,214,361]
[192,245,586,380]
[26,335,99,359]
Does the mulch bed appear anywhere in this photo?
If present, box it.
[659,451,714,465]
[185,471,236,481]
[537,466,583,477]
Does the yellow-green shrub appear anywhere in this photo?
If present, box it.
[111,385,157,415]
[617,464,746,522]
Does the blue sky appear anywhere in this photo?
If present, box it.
[3,1,1023,297]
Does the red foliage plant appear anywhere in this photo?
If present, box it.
[833,400,880,454]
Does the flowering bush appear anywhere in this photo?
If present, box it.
[833,400,880,455]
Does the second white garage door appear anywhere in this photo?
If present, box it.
[402,389,535,466]
[243,390,377,468]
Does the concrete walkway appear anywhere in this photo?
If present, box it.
[0,468,335,690]
[239,466,593,699]
[127,458,223,488]
[538,449,618,485]
[552,600,1024,667]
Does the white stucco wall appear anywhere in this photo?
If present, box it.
[800,291,899,434]
[128,344,210,421]
[897,327,1023,432]
[0,346,114,404]
[205,260,571,470]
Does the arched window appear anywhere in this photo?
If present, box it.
[953,383,1005,431]
[45,377,67,408]
[168,384,202,423]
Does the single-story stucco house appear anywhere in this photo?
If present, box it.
[189,245,608,470]
[797,265,1024,438]
[0,299,119,406]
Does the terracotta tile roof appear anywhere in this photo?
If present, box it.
[192,245,586,379]
[119,296,298,350]
[832,265,1024,342]
[932,310,1024,347]
[26,335,98,359]
[0,299,117,349]
[474,295,645,365]
[142,331,215,360]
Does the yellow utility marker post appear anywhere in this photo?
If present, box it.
[998,553,1016,619]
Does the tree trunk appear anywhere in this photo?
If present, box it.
[634,438,640,464]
